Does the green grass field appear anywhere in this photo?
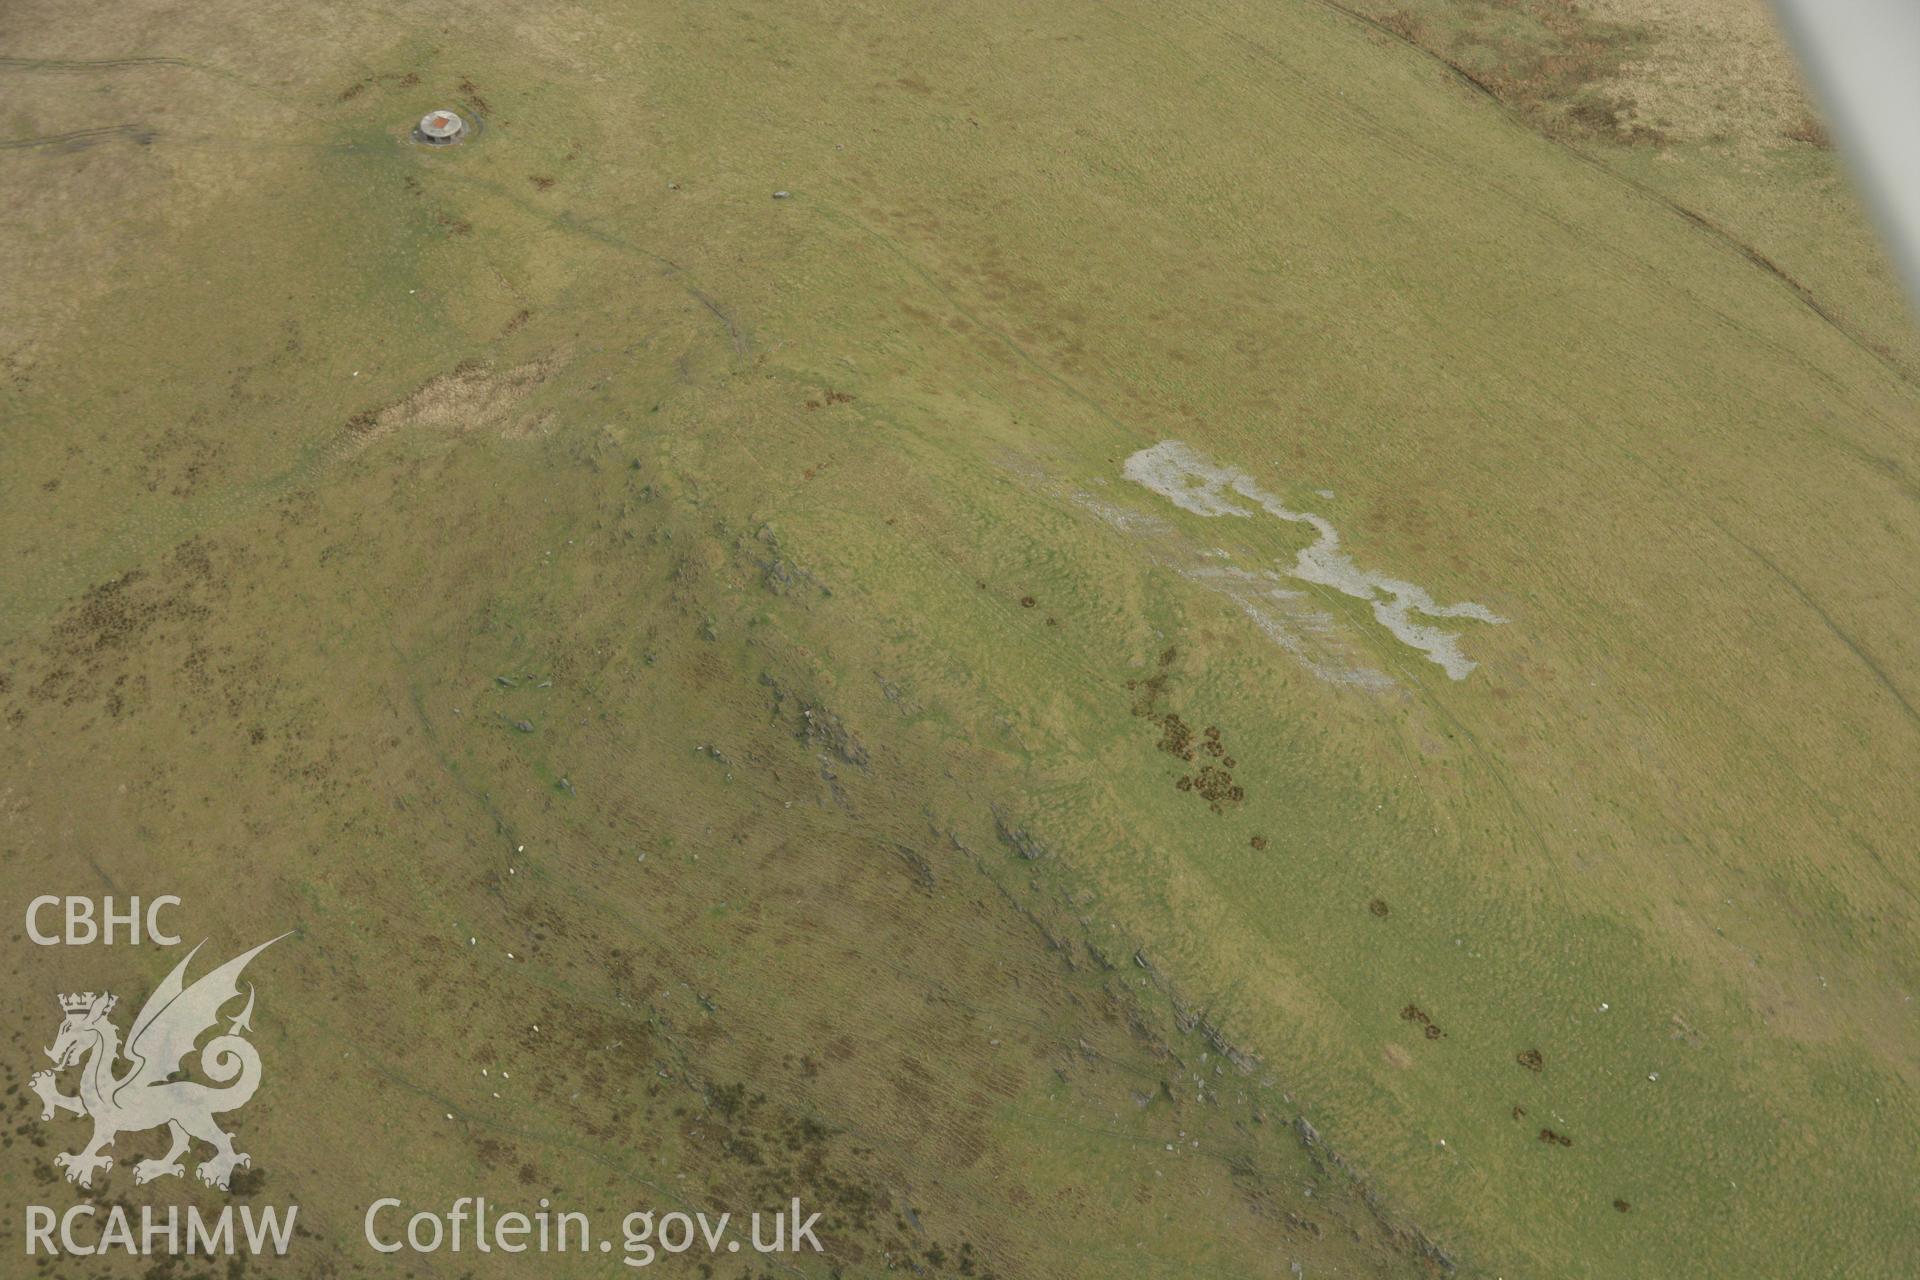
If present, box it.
[3,0,1916,1275]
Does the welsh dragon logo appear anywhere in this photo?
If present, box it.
[30,935,287,1191]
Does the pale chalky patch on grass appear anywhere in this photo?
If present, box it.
[1123,441,1505,681]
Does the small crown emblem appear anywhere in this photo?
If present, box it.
[59,992,116,1016]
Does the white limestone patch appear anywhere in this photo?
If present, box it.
[1122,441,1504,680]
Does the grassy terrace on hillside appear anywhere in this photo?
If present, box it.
[2,0,1915,1275]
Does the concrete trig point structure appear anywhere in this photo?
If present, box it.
[416,110,467,145]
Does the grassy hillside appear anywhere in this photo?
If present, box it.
[3,0,1916,1276]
